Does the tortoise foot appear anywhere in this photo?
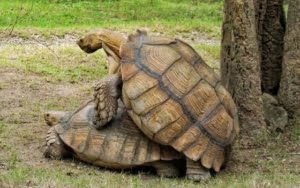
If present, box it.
[186,158,211,182]
[44,127,69,159]
[152,162,179,178]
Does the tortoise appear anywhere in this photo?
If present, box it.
[77,29,239,180]
[44,100,182,178]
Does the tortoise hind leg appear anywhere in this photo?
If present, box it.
[186,158,211,182]
[151,161,180,178]
[44,127,70,159]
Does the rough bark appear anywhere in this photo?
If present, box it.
[254,0,267,43]
[278,0,300,119]
[221,0,265,135]
[260,0,285,94]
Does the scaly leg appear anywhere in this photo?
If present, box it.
[186,158,211,181]
[93,74,122,129]
[44,127,69,159]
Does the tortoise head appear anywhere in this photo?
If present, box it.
[77,32,103,53]
[44,111,68,126]
[77,29,126,55]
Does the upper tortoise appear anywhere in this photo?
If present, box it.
[77,29,239,180]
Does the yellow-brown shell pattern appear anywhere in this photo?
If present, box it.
[120,31,239,172]
[57,103,180,167]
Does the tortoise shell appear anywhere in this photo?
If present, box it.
[55,101,180,168]
[120,31,239,171]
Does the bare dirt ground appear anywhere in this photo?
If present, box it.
[0,34,109,188]
[0,34,299,188]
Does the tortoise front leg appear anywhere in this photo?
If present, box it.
[93,74,122,129]
[44,127,70,159]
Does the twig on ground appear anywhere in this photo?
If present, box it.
[0,1,33,39]
[30,37,60,62]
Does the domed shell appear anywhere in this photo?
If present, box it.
[55,102,180,167]
[120,31,239,171]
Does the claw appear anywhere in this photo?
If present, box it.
[47,138,57,146]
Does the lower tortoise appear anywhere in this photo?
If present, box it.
[44,100,182,178]
[77,29,239,181]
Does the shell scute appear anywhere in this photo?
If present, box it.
[183,133,209,161]
[62,127,90,153]
[121,63,139,81]
[154,115,190,144]
[201,143,224,170]
[134,139,148,163]
[183,80,220,118]
[82,129,106,160]
[141,99,183,134]
[131,85,169,115]
[193,62,220,87]
[202,105,233,142]
[141,44,180,75]
[162,58,201,98]
[123,71,158,100]
[171,126,201,152]
[102,134,126,162]
[171,39,201,64]
[120,137,139,164]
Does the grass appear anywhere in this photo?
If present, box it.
[0,44,108,83]
[1,164,299,188]
[0,42,298,187]
[0,1,299,187]
[194,43,220,70]
[0,42,220,83]
[0,0,223,38]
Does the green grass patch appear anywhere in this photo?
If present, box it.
[1,164,299,188]
[0,45,108,83]
[0,121,4,135]
[194,43,221,70]
[0,42,222,83]
[1,166,98,188]
[0,121,10,149]
[0,0,223,38]
[195,43,220,60]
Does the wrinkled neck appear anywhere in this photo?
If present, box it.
[97,30,126,58]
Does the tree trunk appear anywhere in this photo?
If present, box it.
[259,0,285,94]
[221,0,300,138]
[221,0,265,135]
[278,0,300,119]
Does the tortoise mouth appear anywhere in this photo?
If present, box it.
[84,46,98,53]
[77,44,98,54]
[44,113,53,126]
[76,40,101,54]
